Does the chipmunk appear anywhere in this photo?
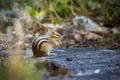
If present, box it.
[32,29,62,57]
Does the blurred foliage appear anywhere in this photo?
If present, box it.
[0,58,45,80]
[100,0,120,22]
[98,38,106,44]
[114,32,120,41]
[0,0,120,24]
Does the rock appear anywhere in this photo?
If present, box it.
[73,29,102,42]
[73,16,109,33]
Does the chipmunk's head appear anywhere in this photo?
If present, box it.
[45,29,62,47]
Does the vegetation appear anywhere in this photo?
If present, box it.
[0,0,120,80]
[0,0,119,23]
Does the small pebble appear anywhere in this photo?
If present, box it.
[66,57,73,61]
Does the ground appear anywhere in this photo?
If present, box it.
[24,48,120,80]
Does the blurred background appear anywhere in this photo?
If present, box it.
[0,0,120,80]
[0,0,120,49]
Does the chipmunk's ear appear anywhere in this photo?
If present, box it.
[48,28,56,34]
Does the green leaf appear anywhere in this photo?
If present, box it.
[104,8,115,21]
[29,8,38,17]
[52,18,62,24]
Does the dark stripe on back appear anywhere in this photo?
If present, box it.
[32,37,48,55]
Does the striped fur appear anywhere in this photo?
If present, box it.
[32,30,62,57]
[32,37,50,57]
